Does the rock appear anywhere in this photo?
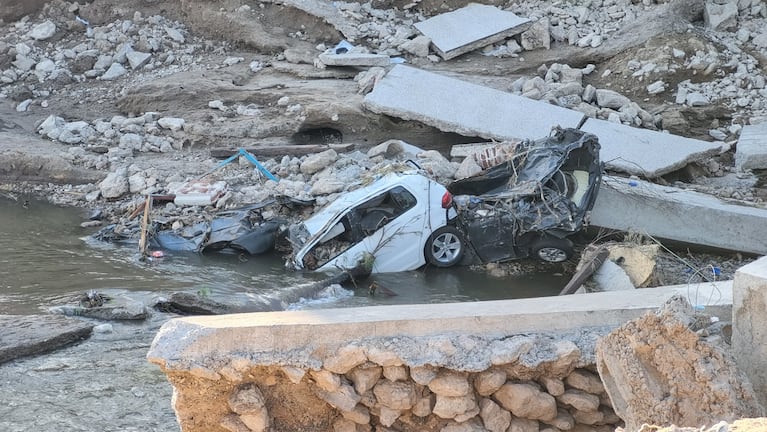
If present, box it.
[0,314,93,364]
[520,18,551,51]
[69,50,99,74]
[323,345,367,374]
[373,379,417,410]
[128,173,147,193]
[347,364,382,394]
[165,26,185,43]
[565,369,604,395]
[557,389,600,412]
[686,92,709,106]
[429,371,470,397]
[474,369,507,396]
[367,139,404,158]
[479,398,511,432]
[101,63,127,80]
[400,35,431,57]
[100,168,130,199]
[539,376,565,396]
[753,32,767,48]
[35,59,55,74]
[646,80,666,94]
[454,155,483,180]
[50,298,149,320]
[309,369,340,392]
[341,405,370,424]
[16,99,32,112]
[595,89,630,109]
[38,115,66,139]
[541,409,575,430]
[494,383,557,421]
[410,364,438,385]
[300,149,337,175]
[29,20,56,40]
[315,383,360,412]
[127,51,151,69]
[704,0,739,30]
[382,365,408,382]
[119,133,143,150]
[58,121,95,144]
[229,384,269,431]
[13,55,36,72]
[596,295,765,431]
[433,393,479,420]
[158,117,185,131]
[509,417,540,432]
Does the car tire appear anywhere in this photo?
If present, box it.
[531,237,574,263]
[425,226,465,267]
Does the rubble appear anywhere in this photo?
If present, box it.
[596,295,765,431]
[736,123,767,171]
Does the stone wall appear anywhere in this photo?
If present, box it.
[148,283,735,432]
[156,330,621,432]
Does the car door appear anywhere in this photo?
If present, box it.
[320,183,429,273]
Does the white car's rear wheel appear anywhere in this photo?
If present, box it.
[425,226,464,267]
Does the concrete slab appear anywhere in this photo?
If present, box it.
[363,65,585,142]
[735,123,767,171]
[414,4,531,60]
[580,118,724,178]
[318,51,391,67]
[590,175,767,255]
[148,282,731,368]
[0,315,93,364]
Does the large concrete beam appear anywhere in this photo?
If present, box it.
[414,4,531,60]
[364,66,725,178]
[580,118,724,178]
[591,175,767,255]
[733,257,767,408]
[147,282,731,370]
[362,65,585,142]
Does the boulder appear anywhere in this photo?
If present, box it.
[433,393,479,421]
[101,63,127,80]
[704,0,739,30]
[479,398,511,432]
[0,314,93,364]
[520,18,551,51]
[127,51,151,69]
[38,115,65,139]
[300,149,337,175]
[494,383,557,421]
[429,371,471,397]
[158,117,185,131]
[99,168,130,199]
[29,20,56,40]
[596,89,630,109]
[373,379,417,410]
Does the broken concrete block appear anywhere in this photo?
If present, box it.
[172,179,228,206]
[704,0,739,31]
[606,243,659,288]
[735,123,767,171]
[590,260,635,293]
[318,51,391,67]
[414,4,531,60]
[733,257,767,408]
[0,315,93,364]
[591,175,767,255]
[580,117,723,178]
[363,65,584,142]
[596,295,764,432]
[520,18,551,51]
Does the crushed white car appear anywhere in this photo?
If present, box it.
[287,170,458,273]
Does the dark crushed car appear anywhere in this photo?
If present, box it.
[429,127,603,266]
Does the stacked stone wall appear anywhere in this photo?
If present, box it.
[158,330,623,432]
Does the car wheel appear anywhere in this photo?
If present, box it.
[531,237,574,263]
[425,226,465,267]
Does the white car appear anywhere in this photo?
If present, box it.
[287,170,459,273]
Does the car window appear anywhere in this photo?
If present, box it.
[357,186,417,235]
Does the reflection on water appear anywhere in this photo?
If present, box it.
[0,196,565,314]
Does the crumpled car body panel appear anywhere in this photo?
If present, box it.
[448,127,602,263]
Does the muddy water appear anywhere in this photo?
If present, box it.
[0,196,565,431]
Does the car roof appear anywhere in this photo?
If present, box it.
[303,170,429,234]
